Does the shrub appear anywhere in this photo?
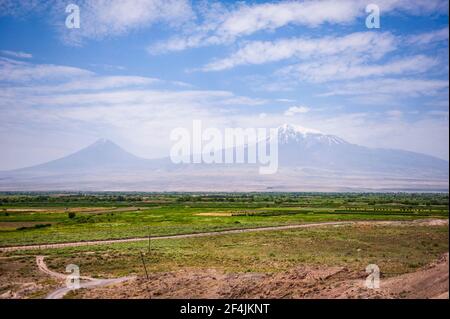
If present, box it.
[17,223,51,231]
[68,212,76,219]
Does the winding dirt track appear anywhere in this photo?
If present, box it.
[36,256,135,299]
[14,219,449,299]
[1,219,447,252]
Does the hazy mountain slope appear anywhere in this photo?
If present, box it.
[17,139,147,172]
[0,124,447,191]
[276,124,448,177]
[9,139,173,174]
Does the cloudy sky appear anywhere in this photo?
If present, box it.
[0,0,448,170]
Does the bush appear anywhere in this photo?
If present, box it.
[68,212,76,219]
[17,223,51,231]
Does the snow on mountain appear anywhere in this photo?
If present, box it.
[277,124,347,146]
[275,124,448,177]
[0,126,448,191]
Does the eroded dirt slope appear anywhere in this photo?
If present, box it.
[70,252,449,299]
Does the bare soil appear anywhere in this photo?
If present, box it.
[70,252,449,299]
[1,219,448,299]
[0,256,60,299]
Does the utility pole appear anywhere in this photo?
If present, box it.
[147,226,151,254]
[140,251,149,280]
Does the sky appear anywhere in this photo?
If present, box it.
[0,0,448,170]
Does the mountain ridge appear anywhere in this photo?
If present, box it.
[0,124,447,192]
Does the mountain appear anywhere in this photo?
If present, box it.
[15,139,149,173]
[276,124,448,177]
[8,138,176,175]
[0,126,448,192]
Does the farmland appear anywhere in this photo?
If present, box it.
[0,192,447,247]
[0,192,448,299]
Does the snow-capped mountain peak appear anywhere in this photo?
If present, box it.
[277,124,348,146]
[278,123,322,135]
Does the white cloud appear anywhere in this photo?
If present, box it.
[428,110,449,117]
[1,0,194,45]
[315,113,449,160]
[276,98,296,103]
[224,110,449,160]
[1,67,448,168]
[1,0,447,49]
[149,0,448,54]
[0,59,267,119]
[0,50,32,59]
[202,32,396,71]
[25,90,262,109]
[53,0,193,45]
[280,55,438,83]
[284,106,310,116]
[14,76,160,95]
[0,57,93,82]
[89,63,127,71]
[386,110,403,118]
[323,78,449,97]
[0,58,269,167]
[407,27,449,45]
[0,58,200,94]
[214,0,359,38]
[0,0,47,16]
[381,0,449,13]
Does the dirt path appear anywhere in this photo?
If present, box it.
[36,256,96,281]
[36,256,135,299]
[1,219,447,252]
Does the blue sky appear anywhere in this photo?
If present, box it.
[0,0,448,170]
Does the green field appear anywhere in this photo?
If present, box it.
[29,224,450,276]
[0,192,448,299]
[0,192,448,247]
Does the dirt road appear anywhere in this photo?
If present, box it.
[36,256,135,299]
[1,219,447,252]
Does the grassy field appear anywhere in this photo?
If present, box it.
[3,224,447,279]
[0,192,448,299]
[0,193,448,247]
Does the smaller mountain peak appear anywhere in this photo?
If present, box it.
[95,138,112,144]
[86,138,122,151]
[91,138,116,146]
